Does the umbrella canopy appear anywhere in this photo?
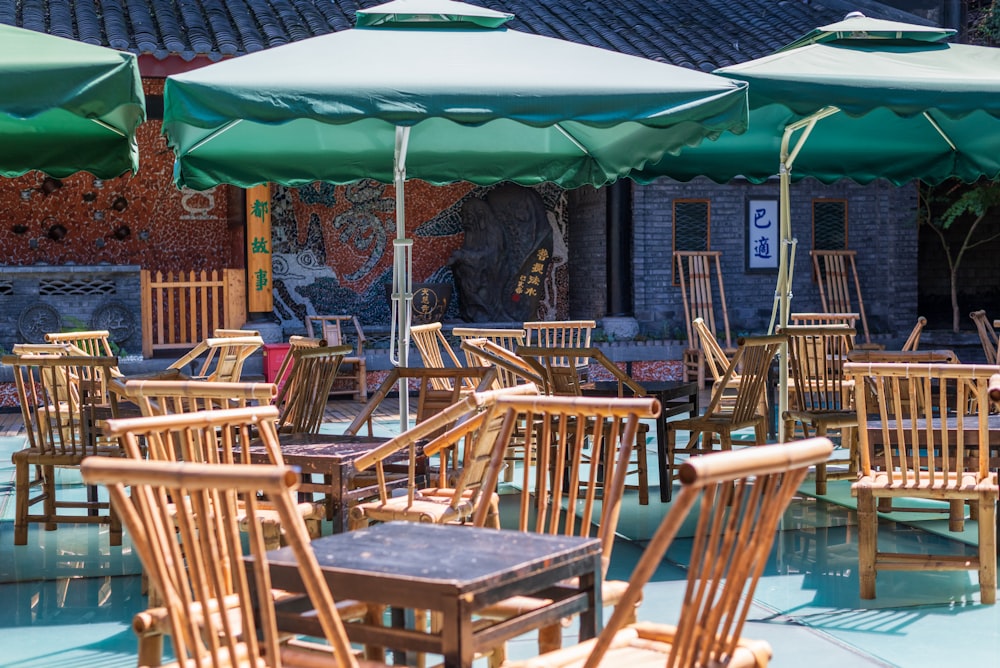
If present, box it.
[635,14,1000,438]
[0,24,146,178]
[161,0,749,421]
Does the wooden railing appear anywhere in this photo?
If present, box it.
[140,269,246,357]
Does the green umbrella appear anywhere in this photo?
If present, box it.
[161,0,748,423]
[0,24,146,178]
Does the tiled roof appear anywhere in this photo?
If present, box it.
[0,0,930,70]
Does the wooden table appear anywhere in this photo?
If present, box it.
[245,432,412,531]
[582,379,699,503]
[264,522,603,668]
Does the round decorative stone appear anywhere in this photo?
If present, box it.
[17,303,62,343]
[91,301,136,343]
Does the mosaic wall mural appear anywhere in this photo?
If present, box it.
[272,179,570,338]
[0,122,230,273]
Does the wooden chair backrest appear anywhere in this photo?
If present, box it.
[304,315,366,357]
[518,346,647,399]
[482,395,660,576]
[3,352,120,455]
[901,316,928,352]
[522,320,596,371]
[702,335,783,423]
[674,251,732,353]
[83,408,361,668]
[344,366,498,437]
[354,384,539,510]
[692,317,732,383]
[845,362,995,483]
[44,330,123,383]
[14,341,119,404]
[778,325,855,412]
[459,337,541,389]
[567,438,833,667]
[810,250,875,346]
[272,342,352,434]
[452,327,526,369]
[409,323,468,390]
[969,310,998,364]
[123,379,276,417]
[167,335,263,382]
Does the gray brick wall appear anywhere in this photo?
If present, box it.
[567,178,919,345]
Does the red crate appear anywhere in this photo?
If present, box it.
[262,343,291,384]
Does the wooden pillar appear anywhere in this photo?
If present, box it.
[245,184,273,314]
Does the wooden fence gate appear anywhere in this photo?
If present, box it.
[140,269,246,357]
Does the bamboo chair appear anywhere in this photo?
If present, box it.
[778,325,858,495]
[344,365,497,438]
[789,312,859,329]
[675,251,734,389]
[900,316,928,352]
[2,352,124,546]
[348,384,538,530]
[969,309,998,364]
[453,326,526,361]
[454,328,528,387]
[810,250,883,349]
[44,329,124,380]
[523,320,596,379]
[460,337,542,388]
[472,394,661,666]
[166,333,263,382]
[304,314,368,400]
[663,335,783,502]
[518,345,653,505]
[409,322,476,392]
[270,340,353,434]
[502,438,834,668]
[845,362,999,603]
[81,422,388,668]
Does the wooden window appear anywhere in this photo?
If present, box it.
[672,199,710,284]
[812,199,847,250]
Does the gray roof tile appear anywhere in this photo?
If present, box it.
[0,0,932,68]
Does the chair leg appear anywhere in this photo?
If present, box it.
[537,623,563,654]
[814,425,829,496]
[42,464,58,531]
[977,491,996,604]
[664,427,676,503]
[13,456,29,545]
[857,486,878,600]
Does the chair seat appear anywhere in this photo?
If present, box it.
[782,409,857,429]
[350,489,497,526]
[502,622,771,668]
[477,577,631,620]
[855,472,995,494]
[12,443,123,465]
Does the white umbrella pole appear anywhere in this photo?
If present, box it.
[772,107,840,442]
[389,126,413,430]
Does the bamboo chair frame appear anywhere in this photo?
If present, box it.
[409,322,472,391]
[348,384,539,530]
[453,326,526,365]
[304,314,368,400]
[44,329,123,379]
[778,325,858,495]
[2,352,123,546]
[901,316,928,352]
[664,335,783,502]
[82,413,388,668]
[675,251,734,389]
[502,438,834,668]
[810,250,882,349]
[455,329,529,388]
[344,365,498,438]
[845,362,999,604]
[166,334,263,382]
[523,320,596,379]
[473,394,660,666]
[969,309,998,364]
[270,340,353,434]
[516,346,653,505]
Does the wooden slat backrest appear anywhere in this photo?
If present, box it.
[900,316,928,352]
[272,343,352,434]
[83,409,363,668]
[692,317,732,384]
[810,250,876,346]
[480,395,659,573]
[3,352,120,455]
[846,362,994,483]
[522,320,596,371]
[44,330,123,384]
[123,379,276,418]
[409,322,469,391]
[702,335,783,424]
[460,337,540,389]
[167,335,264,382]
[779,325,855,412]
[453,327,526,369]
[674,251,732,352]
